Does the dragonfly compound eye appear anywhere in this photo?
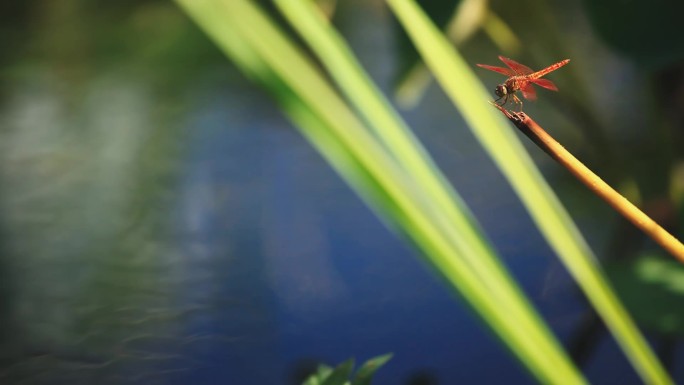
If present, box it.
[495,85,507,97]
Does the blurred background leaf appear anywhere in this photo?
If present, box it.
[607,255,684,336]
[581,0,684,69]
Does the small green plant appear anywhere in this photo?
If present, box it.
[301,354,392,385]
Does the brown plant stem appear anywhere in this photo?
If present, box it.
[494,104,684,263]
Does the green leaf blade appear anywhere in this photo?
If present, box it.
[321,358,354,385]
[352,354,393,385]
[384,0,673,384]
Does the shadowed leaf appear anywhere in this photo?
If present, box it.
[352,354,393,385]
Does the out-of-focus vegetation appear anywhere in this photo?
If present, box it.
[299,354,392,385]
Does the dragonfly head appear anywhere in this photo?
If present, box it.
[495,84,508,98]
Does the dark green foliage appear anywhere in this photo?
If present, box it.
[582,0,684,69]
[607,254,684,336]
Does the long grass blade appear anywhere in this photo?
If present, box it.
[385,0,673,383]
[271,0,584,381]
[175,0,590,383]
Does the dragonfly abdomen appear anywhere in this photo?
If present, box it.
[532,59,570,79]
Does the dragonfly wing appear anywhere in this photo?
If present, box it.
[499,56,533,75]
[529,78,558,91]
[476,64,514,76]
[521,83,537,100]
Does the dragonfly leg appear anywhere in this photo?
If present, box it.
[512,94,523,111]
[495,94,508,107]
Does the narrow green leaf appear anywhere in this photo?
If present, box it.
[271,1,583,382]
[321,359,354,385]
[176,0,585,383]
[352,354,393,385]
[385,0,672,384]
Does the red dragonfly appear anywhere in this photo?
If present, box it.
[477,56,570,110]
